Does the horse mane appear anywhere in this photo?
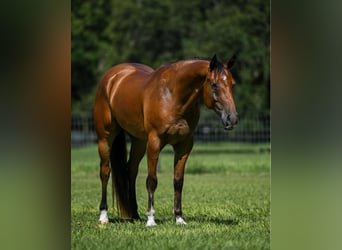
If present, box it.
[159,56,225,74]
[186,56,226,74]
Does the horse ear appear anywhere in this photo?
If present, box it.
[226,54,237,69]
[209,54,217,71]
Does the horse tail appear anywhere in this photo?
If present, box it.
[110,130,132,218]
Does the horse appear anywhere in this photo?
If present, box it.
[93,54,238,226]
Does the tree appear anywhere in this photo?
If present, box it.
[72,0,270,115]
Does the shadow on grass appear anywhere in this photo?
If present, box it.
[108,216,174,225]
[108,216,238,226]
[162,147,270,155]
[108,217,143,224]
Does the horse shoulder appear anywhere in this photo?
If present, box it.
[165,105,200,139]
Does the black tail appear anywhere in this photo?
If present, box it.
[110,130,132,218]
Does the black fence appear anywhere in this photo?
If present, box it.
[71,112,270,147]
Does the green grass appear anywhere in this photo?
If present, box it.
[72,142,270,250]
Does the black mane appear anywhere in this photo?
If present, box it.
[184,56,225,74]
[159,56,225,74]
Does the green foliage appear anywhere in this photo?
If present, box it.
[71,143,270,249]
[72,0,270,115]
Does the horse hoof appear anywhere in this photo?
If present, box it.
[99,210,109,224]
[176,216,187,225]
[146,216,157,227]
[146,221,157,227]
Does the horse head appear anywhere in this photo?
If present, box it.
[203,54,238,130]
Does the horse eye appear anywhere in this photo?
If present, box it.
[210,82,218,89]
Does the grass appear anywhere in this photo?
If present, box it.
[71,142,270,249]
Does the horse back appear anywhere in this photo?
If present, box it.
[96,63,152,102]
[94,63,154,139]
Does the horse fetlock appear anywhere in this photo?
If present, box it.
[146,206,155,216]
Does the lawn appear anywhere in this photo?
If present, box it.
[71,142,270,249]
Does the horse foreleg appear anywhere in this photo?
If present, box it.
[173,136,194,225]
[98,138,112,224]
[145,134,160,226]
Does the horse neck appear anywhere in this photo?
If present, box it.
[173,60,209,114]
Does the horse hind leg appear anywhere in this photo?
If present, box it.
[127,137,147,220]
[98,138,113,224]
[96,120,119,223]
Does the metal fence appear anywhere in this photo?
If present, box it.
[71,112,270,147]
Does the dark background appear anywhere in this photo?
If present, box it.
[71,0,270,117]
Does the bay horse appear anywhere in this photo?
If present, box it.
[94,54,238,226]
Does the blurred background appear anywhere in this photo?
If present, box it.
[71,0,270,146]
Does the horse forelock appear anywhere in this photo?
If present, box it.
[213,62,225,75]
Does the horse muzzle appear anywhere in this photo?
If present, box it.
[222,112,238,130]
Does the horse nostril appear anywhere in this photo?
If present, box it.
[227,113,238,125]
